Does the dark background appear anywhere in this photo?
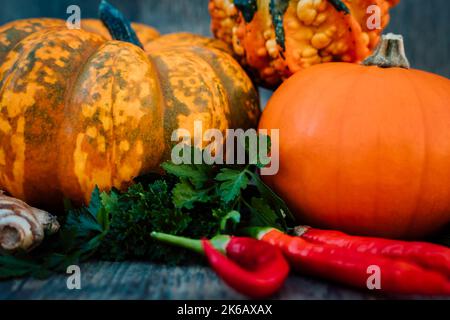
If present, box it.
[0,0,448,78]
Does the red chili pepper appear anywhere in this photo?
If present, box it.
[248,228,450,295]
[151,232,290,298]
[294,226,450,277]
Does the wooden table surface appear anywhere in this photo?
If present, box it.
[0,261,433,300]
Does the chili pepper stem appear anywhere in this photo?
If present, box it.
[151,232,204,255]
[241,227,276,240]
[292,226,311,237]
[150,232,230,255]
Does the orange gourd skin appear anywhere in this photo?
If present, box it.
[209,0,400,88]
[0,19,260,209]
[259,62,450,239]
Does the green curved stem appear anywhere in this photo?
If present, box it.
[328,0,350,14]
[241,227,275,240]
[99,0,144,49]
[151,232,231,255]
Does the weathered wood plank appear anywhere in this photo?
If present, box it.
[0,262,383,300]
[1,262,439,300]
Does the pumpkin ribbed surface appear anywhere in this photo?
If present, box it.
[0,19,260,208]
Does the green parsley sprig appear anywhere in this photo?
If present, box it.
[0,140,294,279]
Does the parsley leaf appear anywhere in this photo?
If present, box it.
[248,197,282,229]
[216,168,250,203]
[161,162,211,188]
[172,179,211,209]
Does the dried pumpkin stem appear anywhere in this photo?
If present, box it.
[363,33,410,69]
[235,0,258,23]
[99,0,144,49]
[328,0,350,14]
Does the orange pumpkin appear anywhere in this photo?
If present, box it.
[0,13,260,209]
[209,0,400,88]
[259,34,450,238]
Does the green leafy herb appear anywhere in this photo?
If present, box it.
[172,179,211,209]
[0,190,109,280]
[0,137,294,279]
[161,162,211,188]
[216,168,250,203]
[248,197,280,228]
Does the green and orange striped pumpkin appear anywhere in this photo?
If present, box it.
[0,17,260,209]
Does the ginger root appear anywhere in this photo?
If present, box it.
[0,192,60,252]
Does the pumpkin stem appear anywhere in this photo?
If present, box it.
[99,0,144,49]
[235,0,258,23]
[270,0,290,50]
[328,0,350,14]
[362,33,410,69]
